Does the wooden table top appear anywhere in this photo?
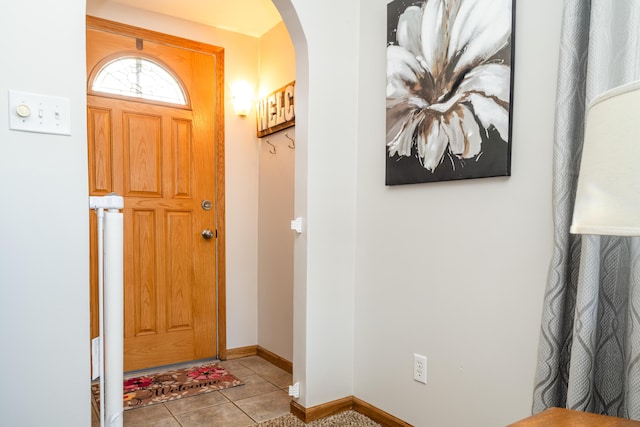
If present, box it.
[507,408,640,426]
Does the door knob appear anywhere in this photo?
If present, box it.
[201,229,214,240]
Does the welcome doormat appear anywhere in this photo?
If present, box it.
[91,363,243,410]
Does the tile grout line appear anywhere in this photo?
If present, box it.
[91,356,293,426]
[162,402,186,427]
[227,365,282,425]
[225,359,293,425]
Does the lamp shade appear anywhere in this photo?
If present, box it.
[571,80,640,236]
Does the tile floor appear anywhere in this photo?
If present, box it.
[91,356,293,427]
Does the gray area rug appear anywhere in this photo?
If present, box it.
[257,410,381,427]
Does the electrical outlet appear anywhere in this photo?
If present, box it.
[413,353,427,384]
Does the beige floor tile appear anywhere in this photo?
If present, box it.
[234,389,292,423]
[175,402,255,427]
[217,360,257,380]
[123,403,173,424]
[220,374,278,401]
[164,390,229,415]
[124,416,182,427]
[258,365,293,389]
[93,408,180,427]
[237,356,275,374]
[90,356,293,426]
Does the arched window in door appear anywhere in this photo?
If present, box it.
[91,56,188,106]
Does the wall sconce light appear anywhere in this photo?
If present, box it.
[231,81,254,117]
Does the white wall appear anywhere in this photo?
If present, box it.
[0,0,563,425]
[0,1,90,426]
[353,1,560,424]
[272,0,312,407]
[86,0,262,351]
[257,130,295,361]
[257,22,296,362]
[279,0,362,407]
[280,0,561,425]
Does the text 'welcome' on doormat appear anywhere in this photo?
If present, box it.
[91,363,243,410]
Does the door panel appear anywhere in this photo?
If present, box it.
[87,25,219,371]
[88,107,113,195]
[124,113,162,196]
[172,119,193,198]
[130,209,157,337]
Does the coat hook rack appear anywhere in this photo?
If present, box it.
[285,133,295,149]
[265,139,276,154]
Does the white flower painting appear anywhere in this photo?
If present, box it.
[386,0,514,185]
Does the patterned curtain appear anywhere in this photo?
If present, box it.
[532,0,640,419]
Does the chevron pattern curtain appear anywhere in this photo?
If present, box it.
[532,0,640,419]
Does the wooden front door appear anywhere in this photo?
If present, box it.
[86,18,224,371]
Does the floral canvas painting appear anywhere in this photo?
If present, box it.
[386,0,515,185]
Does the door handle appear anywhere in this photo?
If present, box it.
[201,229,214,240]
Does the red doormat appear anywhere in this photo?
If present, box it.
[91,363,243,410]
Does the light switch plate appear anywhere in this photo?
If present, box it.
[8,90,71,135]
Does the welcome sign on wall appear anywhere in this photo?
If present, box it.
[256,81,295,137]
